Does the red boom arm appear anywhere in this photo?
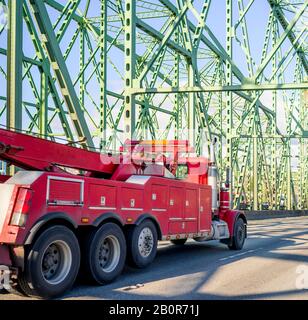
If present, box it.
[0,129,118,176]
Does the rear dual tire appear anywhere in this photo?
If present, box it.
[84,223,126,285]
[17,221,158,298]
[18,226,80,299]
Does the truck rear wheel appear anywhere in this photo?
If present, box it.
[18,226,80,299]
[228,218,246,251]
[171,239,187,245]
[127,220,158,269]
[85,223,126,285]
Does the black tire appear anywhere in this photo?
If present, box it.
[85,223,126,285]
[171,239,187,246]
[127,220,158,269]
[18,226,80,299]
[228,218,246,251]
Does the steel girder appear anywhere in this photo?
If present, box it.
[0,0,307,210]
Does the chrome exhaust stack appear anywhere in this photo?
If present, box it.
[208,138,218,212]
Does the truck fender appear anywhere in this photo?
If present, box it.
[92,212,124,228]
[222,211,247,238]
[24,212,78,245]
[134,214,162,240]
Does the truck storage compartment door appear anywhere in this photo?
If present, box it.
[89,184,117,210]
[47,176,84,206]
[185,188,198,233]
[121,188,144,212]
[151,184,168,212]
[168,187,184,234]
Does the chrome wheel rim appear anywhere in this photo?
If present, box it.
[138,227,154,258]
[42,240,72,285]
[98,235,121,273]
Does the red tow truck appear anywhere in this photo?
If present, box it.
[0,129,247,298]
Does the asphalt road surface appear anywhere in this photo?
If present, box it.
[1,216,308,300]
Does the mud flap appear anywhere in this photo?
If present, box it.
[0,245,12,291]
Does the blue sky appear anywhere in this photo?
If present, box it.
[0,0,304,139]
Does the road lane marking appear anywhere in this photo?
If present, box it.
[219,248,263,262]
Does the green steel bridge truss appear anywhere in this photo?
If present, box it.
[0,0,307,210]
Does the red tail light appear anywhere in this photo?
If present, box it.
[10,188,33,227]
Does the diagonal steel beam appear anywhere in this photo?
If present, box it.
[22,1,75,141]
[44,0,174,88]
[268,0,308,74]
[29,0,94,149]
[137,0,193,83]
[159,0,245,81]
[254,1,307,80]
[136,18,191,59]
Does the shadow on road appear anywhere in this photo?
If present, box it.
[62,221,308,301]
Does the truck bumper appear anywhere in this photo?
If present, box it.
[0,244,12,266]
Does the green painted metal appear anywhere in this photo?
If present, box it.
[226,0,234,206]
[0,0,307,211]
[124,0,136,141]
[7,0,23,131]
[100,0,107,149]
[29,0,94,149]
[6,0,23,175]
